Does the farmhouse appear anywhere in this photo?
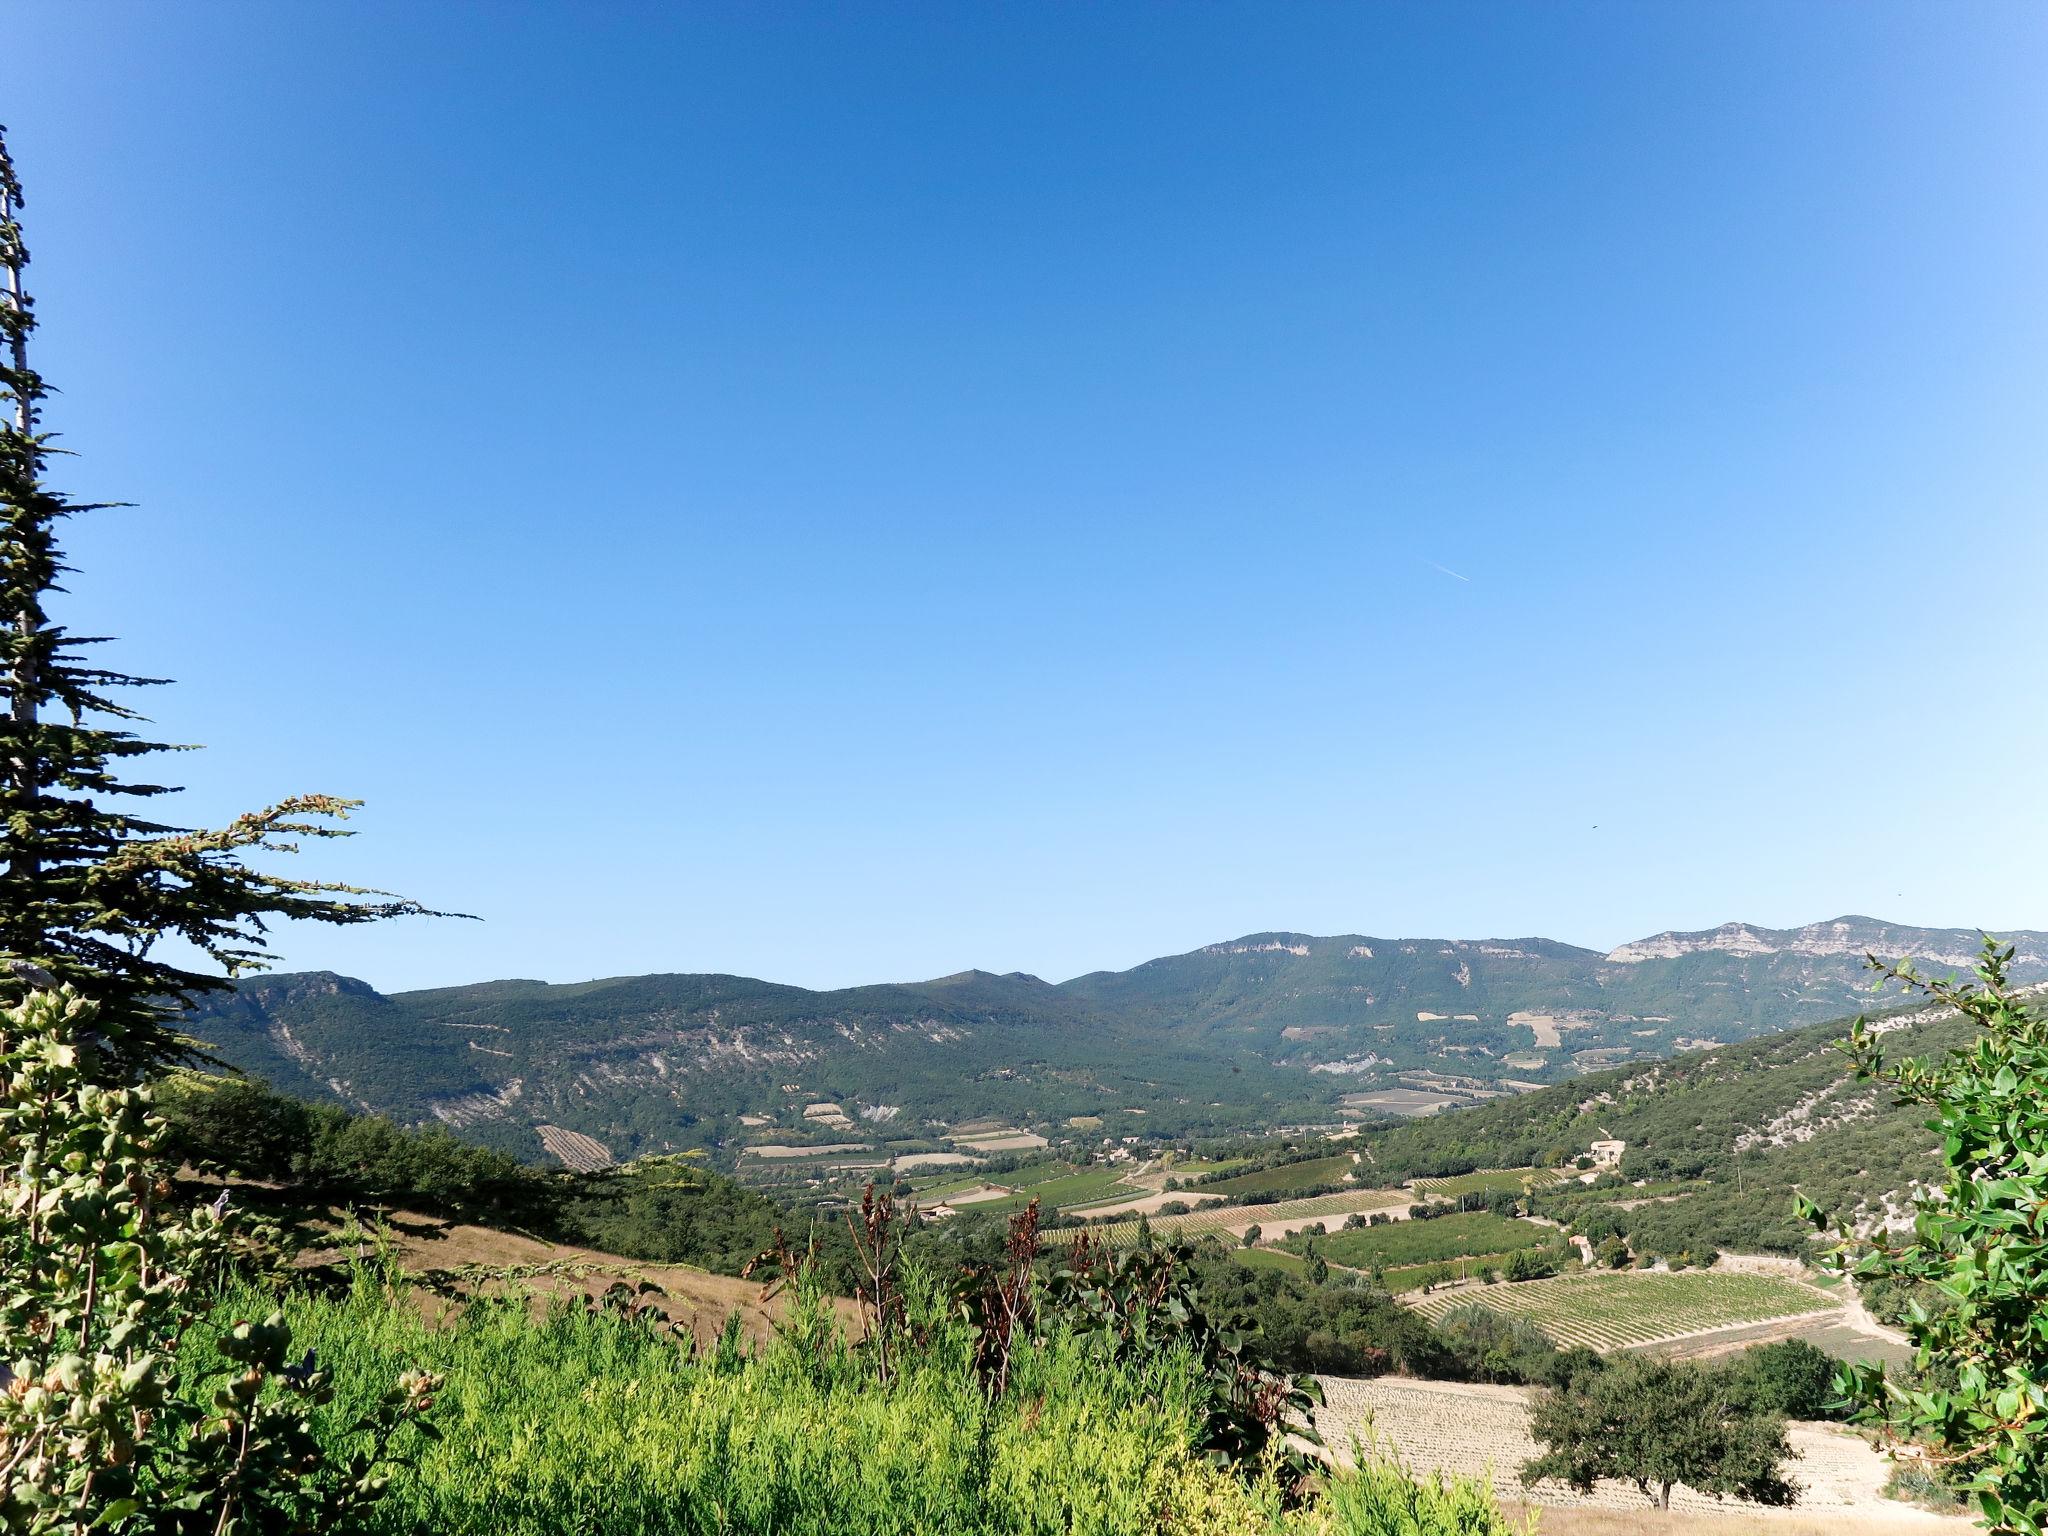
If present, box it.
[1588,1138,1625,1169]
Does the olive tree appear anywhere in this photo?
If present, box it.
[1522,1355,1795,1510]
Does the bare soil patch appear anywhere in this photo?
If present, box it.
[1315,1376,1956,1525]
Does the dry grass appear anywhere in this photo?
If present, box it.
[301,1208,860,1347]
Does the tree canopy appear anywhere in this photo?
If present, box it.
[1522,1355,1795,1510]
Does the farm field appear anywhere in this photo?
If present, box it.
[1163,1157,1250,1178]
[1314,1376,1940,1522]
[908,1171,993,1201]
[741,1142,874,1160]
[1069,1187,1410,1246]
[1195,1152,1358,1197]
[972,1168,1141,1213]
[1380,1254,1534,1292]
[1407,1269,1835,1350]
[948,1129,1049,1153]
[1408,1167,1569,1199]
[910,1160,1144,1215]
[1340,1087,1469,1117]
[1295,1210,1556,1270]
[1062,1188,1229,1219]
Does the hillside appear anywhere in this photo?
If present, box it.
[1063,916,2042,1072]
[184,966,1329,1160]
[1352,984,1993,1257]
[181,917,2043,1167]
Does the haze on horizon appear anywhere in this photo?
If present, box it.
[9,3,2047,994]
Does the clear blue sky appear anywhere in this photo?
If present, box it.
[9,4,2046,992]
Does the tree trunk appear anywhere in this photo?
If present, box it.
[1,174,38,905]
[1658,1481,1672,1510]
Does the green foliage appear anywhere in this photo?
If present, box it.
[1196,1152,1358,1199]
[160,1074,557,1225]
[0,130,433,1076]
[187,1246,1511,1536]
[1186,1254,1451,1380]
[1042,1234,1324,1484]
[0,988,435,1534]
[1522,1355,1795,1510]
[1317,1456,1536,1536]
[1282,1212,1556,1276]
[1428,1304,1563,1386]
[563,1157,792,1275]
[1808,942,2048,1535]
[1724,1339,1843,1421]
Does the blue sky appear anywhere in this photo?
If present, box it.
[8,4,2046,992]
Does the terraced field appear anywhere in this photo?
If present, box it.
[1068,1187,1411,1246]
[1407,1269,1835,1350]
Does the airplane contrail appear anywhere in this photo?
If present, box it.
[1424,560,1470,582]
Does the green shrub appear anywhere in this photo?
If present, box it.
[0,989,434,1536]
[1318,1456,1536,1536]
[184,1263,1505,1536]
[1808,943,2048,1533]
[1726,1339,1842,1421]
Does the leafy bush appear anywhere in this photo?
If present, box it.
[1725,1339,1842,1421]
[1318,1456,1535,1536]
[1523,1355,1794,1510]
[0,989,435,1535]
[1808,943,2048,1534]
[1430,1304,1561,1386]
[190,1250,1505,1536]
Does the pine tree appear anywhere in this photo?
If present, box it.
[0,126,434,1075]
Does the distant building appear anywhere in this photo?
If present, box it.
[1589,1138,1625,1169]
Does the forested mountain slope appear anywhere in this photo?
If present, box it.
[182,916,2042,1166]
[184,965,1326,1159]
[1356,985,1998,1256]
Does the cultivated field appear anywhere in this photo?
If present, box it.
[1062,1188,1229,1219]
[1409,1168,1570,1200]
[1407,1270,1835,1351]
[533,1124,614,1172]
[1068,1187,1411,1245]
[1314,1375,1955,1524]
[1340,1087,1469,1117]
[1196,1152,1358,1197]
[948,1129,1049,1152]
[1306,1210,1557,1271]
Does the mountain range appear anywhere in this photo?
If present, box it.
[183,916,2044,1165]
